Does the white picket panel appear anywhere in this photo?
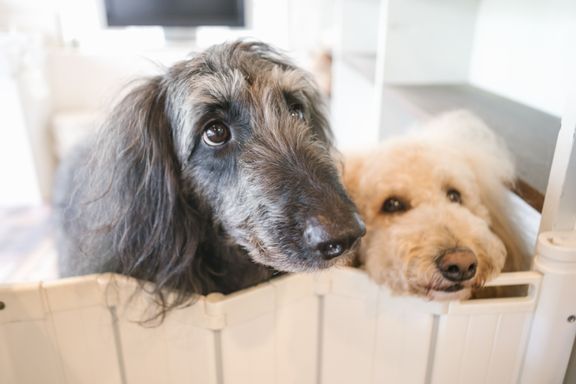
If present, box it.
[218,284,276,384]
[1,320,66,383]
[319,269,439,384]
[320,268,381,384]
[317,268,543,384]
[485,313,533,383]
[2,262,576,384]
[321,294,378,384]
[0,282,66,384]
[109,275,219,384]
[430,312,533,384]
[43,275,122,384]
[430,271,540,384]
[160,317,218,384]
[50,307,121,384]
[371,296,439,384]
[272,274,319,384]
[116,312,218,384]
[214,273,320,384]
[0,324,17,384]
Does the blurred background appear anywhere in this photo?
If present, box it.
[0,0,574,281]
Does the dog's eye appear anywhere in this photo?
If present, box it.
[289,104,305,120]
[447,188,462,204]
[381,197,409,214]
[202,122,231,146]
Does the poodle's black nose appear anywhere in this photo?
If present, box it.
[304,214,366,260]
[436,248,477,282]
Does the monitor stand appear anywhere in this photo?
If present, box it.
[163,28,197,44]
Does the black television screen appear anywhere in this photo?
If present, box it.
[104,0,245,27]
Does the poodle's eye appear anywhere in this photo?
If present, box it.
[447,188,462,204]
[381,197,409,214]
[202,122,231,146]
[289,104,305,120]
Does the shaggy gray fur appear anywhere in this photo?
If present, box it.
[54,40,364,313]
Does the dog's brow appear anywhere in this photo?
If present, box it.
[283,90,306,106]
[192,101,231,124]
[204,100,231,112]
[193,83,238,111]
[192,98,251,127]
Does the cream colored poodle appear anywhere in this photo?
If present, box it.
[344,111,529,300]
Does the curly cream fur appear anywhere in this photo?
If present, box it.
[344,110,529,300]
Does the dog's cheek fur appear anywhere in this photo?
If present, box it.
[362,216,417,294]
[363,204,507,297]
[218,121,355,271]
[231,164,347,272]
[181,157,289,269]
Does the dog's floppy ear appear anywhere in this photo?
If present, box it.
[87,76,203,310]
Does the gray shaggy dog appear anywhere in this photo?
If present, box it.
[55,40,365,313]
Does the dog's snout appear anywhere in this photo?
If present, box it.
[436,248,477,282]
[305,214,365,260]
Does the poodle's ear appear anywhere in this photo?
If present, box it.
[474,192,531,299]
[488,197,532,272]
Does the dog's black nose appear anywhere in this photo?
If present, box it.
[436,248,477,282]
[304,214,366,260]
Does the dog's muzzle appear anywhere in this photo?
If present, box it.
[304,213,366,260]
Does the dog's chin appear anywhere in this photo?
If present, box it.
[427,286,472,301]
[247,247,355,273]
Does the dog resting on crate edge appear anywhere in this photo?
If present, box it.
[53,40,365,318]
[343,110,530,301]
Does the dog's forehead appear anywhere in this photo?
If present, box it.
[365,144,477,199]
[182,44,309,93]
[170,48,324,152]
[180,67,309,117]
[187,42,290,75]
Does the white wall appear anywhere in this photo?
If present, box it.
[0,34,53,205]
[333,0,380,56]
[0,76,43,206]
[369,0,575,115]
[0,0,60,44]
[378,0,480,84]
[470,0,576,117]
